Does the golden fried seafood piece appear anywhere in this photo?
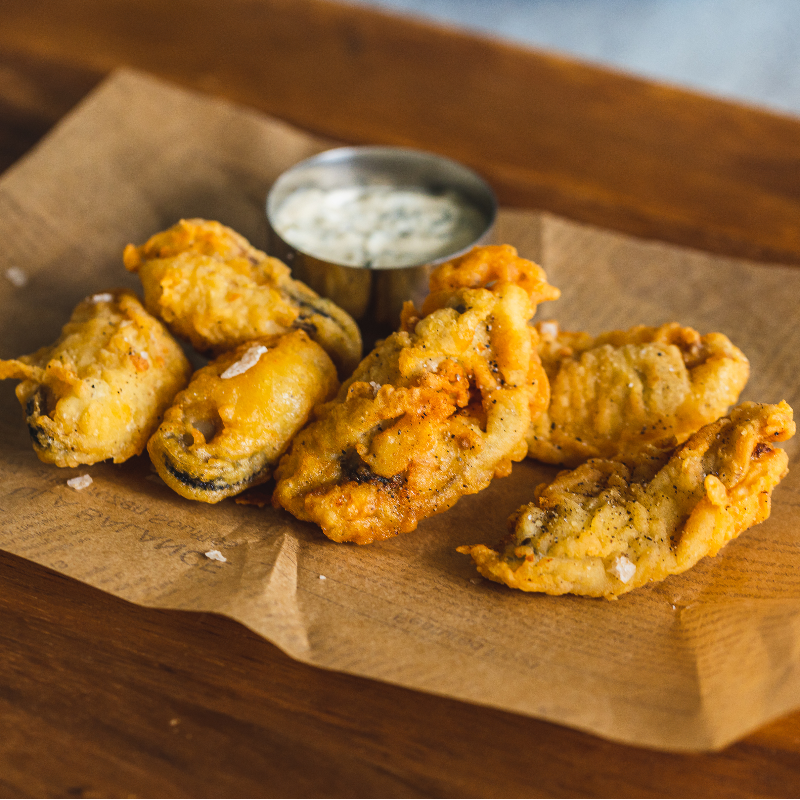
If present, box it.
[0,290,191,467]
[148,330,338,503]
[526,321,750,467]
[123,218,362,377]
[273,283,547,544]
[421,244,560,316]
[460,401,794,599]
[402,243,556,427]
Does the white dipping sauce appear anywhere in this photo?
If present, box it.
[272,185,486,268]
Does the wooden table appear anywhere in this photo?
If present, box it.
[2,1,800,796]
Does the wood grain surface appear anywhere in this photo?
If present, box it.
[2,547,800,799]
[1,1,800,797]
[2,0,800,266]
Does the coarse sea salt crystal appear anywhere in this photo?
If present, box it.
[220,345,268,379]
[67,474,93,490]
[5,266,28,287]
[609,554,636,583]
[90,292,114,303]
[538,320,559,339]
[204,550,227,563]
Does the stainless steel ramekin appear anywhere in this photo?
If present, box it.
[266,146,497,339]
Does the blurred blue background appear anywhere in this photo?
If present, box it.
[347,0,800,117]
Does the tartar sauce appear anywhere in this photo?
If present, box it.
[272,185,486,268]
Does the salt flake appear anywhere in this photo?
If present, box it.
[5,266,28,287]
[609,554,636,583]
[90,292,114,303]
[67,474,93,490]
[220,345,268,379]
[538,320,559,339]
[205,550,227,563]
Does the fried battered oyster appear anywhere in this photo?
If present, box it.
[123,218,362,377]
[414,242,559,421]
[0,290,191,467]
[148,330,338,503]
[526,321,750,467]
[459,401,794,598]
[273,282,549,544]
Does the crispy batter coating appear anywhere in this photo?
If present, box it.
[460,401,794,598]
[421,243,561,316]
[526,321,750,467]
[123,218,362,377]
[148,330,338,503]
[0,289,191,467]
[273,282,548,544]
[403,243,558,425]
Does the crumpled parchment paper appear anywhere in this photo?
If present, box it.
[1,69,799,752]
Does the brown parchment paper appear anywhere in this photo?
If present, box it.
[2,69,800,753]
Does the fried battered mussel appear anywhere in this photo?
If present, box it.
[526,321,750,467]
[123,218,362,377]
[459,401,794,598]
[148,330,338,503]
[273,281,549,544]
[0,289,191,467]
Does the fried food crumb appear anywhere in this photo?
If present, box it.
[67,474,93,490]
[204,550,227,562]
[5,266,28,287]
[233,485,273,507]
